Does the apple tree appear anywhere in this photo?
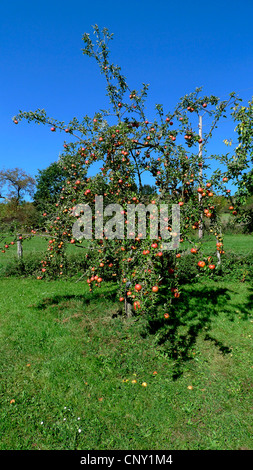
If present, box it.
[222,99,253,230]
[9,25,243,321]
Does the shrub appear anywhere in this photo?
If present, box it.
[175,253,199,284]
[216,250,253,281]
[1,253,42,277]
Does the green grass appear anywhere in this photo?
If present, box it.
[201,233,253,255]
[177,232,253,256]
[0,275,252,450]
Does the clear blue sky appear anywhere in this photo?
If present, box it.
[1,0,253,196]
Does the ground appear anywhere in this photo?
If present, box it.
[0,252,252,449]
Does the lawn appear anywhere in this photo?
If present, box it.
[0,273,252,450]
[201,233,253,255]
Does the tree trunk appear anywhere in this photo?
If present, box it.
[216,235,221,266]
[198,114,203,239]
[124,296,133,318]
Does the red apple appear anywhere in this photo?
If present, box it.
[133,301,141,310]
[198,261,206,268]
[135,284,142,292]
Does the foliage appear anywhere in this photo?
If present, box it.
[0,201,40,233]
[140,184,157,196]
[242,195,253,232]
[222,99,253,228]
[174,253,199,284]
[216,250,253,281]
[1,253,43,277]
[33,161,69,210]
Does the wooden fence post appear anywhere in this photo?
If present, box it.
[17,234,23,259]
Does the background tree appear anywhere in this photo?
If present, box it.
[140,184,157,195]
[0,168,36,205]
[0,185,5,200]
[0,168,37,232]
[0,200,39,233]
[34,161,69,210]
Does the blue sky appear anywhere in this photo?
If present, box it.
[1,0,253,197]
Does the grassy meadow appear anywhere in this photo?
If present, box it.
[0,233,252,450]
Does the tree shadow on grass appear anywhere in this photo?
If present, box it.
[30,281,252,380]
[31,285,118,311]
[203,333,232,355]
[232,285,253,320]
[144,286,234,379]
